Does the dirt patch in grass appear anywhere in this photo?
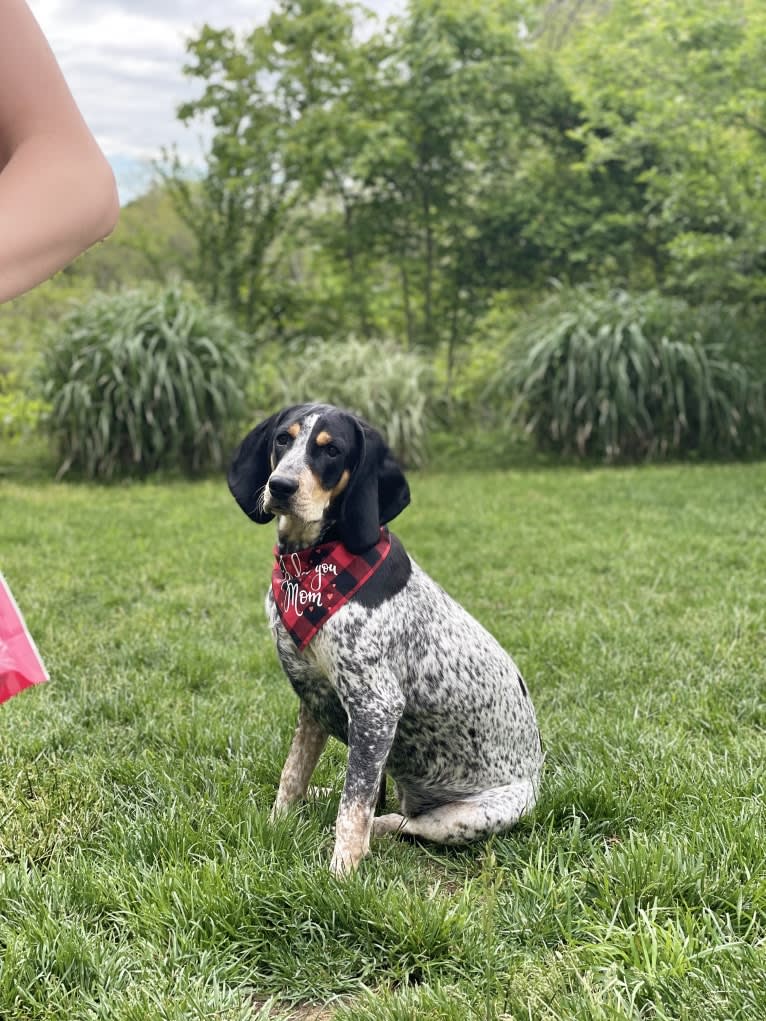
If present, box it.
[253,998,350,1020]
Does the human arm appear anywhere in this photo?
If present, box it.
[0,0,120,303]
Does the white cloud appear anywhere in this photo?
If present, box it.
[27,0,405,201]
[30,1,261,158]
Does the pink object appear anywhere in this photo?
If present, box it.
[0,573,49,704]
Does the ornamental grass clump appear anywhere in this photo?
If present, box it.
[498,288,765,461]
[270,338,434,467]
[42,284,247,478]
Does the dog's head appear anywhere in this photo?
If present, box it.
[228,404,410,552]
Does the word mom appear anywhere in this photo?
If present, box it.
[277,556,338,616]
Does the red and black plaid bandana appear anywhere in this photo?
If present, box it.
[272,529,391,650]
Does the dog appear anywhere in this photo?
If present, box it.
[228,403,543,874]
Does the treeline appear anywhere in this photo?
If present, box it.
[4,0,766,469]
[159,0,766,351]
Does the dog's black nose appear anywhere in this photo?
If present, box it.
[269,475,299,501]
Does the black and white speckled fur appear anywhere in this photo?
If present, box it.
[228,404,544,874]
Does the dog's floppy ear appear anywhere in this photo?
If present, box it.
[339,420,410,553]
[227,411,284,523]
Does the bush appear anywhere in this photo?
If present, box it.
[251,338,435,467]
[41,284,247,478]
[0,278,73,442]
[493,287,766,461]
[0,373,49,442]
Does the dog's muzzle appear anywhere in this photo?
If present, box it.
[266,474,299,512]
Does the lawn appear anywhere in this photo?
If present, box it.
[1,458,765,1020]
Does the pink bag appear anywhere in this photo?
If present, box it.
[0,573,49,704]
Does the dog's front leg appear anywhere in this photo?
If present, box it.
[330,688,404,876]
[270,702,328,820]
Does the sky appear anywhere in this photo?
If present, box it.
[28,0,404,203]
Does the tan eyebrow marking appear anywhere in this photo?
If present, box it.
[287,422,301,438]
[316,430,333,446]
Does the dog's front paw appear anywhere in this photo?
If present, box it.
[329,841,367,877]
[269,798,289,823]
[331,802,373,875]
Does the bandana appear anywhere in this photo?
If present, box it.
[272,529,391,650]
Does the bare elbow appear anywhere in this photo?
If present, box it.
[90,157,120,242]
[64,144,120,248]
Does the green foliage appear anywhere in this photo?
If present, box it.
[9,0,766,467]
[556,0,766,305]
[168,0,572,351]
[161,0,766,427]
[72,184,195,289]
[160,11,315,333]
[0,278,88,444]
[0,275,97,370]
[496,287,766,461]
[252,338,435,467]
[0,374,49,442]
[40,284,248,479]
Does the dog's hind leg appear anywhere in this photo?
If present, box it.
[371,780,537,845]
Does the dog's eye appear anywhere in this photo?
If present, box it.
[275,432,291,446]
[326,444,340,458]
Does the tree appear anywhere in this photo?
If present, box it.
[266,0,382,338]
[165,0,766,372]
[333,0,532,362]
[555,0,766,305]
[162,23,298,333]
[166,0,537,355]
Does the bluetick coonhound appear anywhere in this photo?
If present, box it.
[228,404,543,874]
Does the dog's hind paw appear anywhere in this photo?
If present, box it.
[372,813,407,837]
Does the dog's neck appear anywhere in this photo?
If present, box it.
[276,514,341,554]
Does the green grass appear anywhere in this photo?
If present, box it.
[1,459,765,1020]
